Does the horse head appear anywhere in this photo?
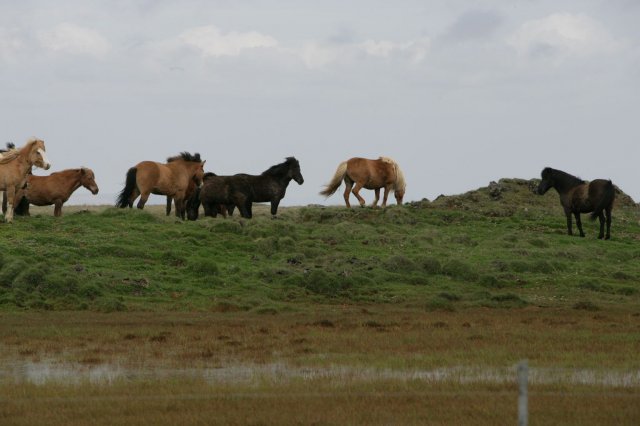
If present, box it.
[537,167,554,195]
[80,168,99,195]
[29,139,51,170]
[193,160,206,187]
[286,157,304,185]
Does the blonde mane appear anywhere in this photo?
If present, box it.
[378,156,406,193]
[0,138,44,165]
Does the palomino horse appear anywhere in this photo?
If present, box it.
[10,168,99,217]
[0,138,51,222]
[116,152,205,219]
[320,157,406,208]
[537,167,615,239]
[187,157,304,219]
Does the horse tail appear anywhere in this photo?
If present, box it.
[319,161,348,197]
[116,167,137,208]
[590,180,615,220]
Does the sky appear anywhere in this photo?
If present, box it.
[1,0,639,207]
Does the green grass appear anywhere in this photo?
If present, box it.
[0,178,639,314]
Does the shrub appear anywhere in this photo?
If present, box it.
[442,260,478,281]
[0,260,27,287]
[384,255,416,272]
[417,257,442,275]
[12,264,50,292]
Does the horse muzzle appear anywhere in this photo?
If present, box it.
[91,186,99,195]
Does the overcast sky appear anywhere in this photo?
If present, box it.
[1,0,639,207]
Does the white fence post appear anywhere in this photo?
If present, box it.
[518,360,529,426]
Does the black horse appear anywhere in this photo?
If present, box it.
[187,157,304,219]
[537,167,615,239]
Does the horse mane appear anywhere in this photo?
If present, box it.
[378,157,406,193]
[167,152,202,163]
[0,142,15,153]
[542,167,584,190]
[262,157,299,177]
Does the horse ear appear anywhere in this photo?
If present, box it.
[80,168,86,175]
[202,160,206,165]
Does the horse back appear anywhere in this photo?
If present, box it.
[346,157,394,189]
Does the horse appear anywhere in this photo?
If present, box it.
[9,168,99,217]
[320,156,406,208]
[537,167,615,240]
[165,176,199,220]
[0,138,51,223]
[115,152,205,219]
[184,173,235,220]
[187,157,304,219]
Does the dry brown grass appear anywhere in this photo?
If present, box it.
[1,307,639,425]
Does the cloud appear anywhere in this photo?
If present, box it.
[38,23,111,58]
[443,9,503,42]
[508,13,621,58]
[178,25,278,57]
[300,37,431,69]
[0,29,25,62]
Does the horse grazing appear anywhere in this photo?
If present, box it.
[320,156,406,208]
[188,157,304,219]
[537,167,615,240]
[184,173,235,221]
[9,168,99,217]
[0,138,51,222]
[116,152,205,219]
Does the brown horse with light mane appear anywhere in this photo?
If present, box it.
[8,168,99,217]
[0,138,51,222]
[116,152,205,219]
[320,157,406,208]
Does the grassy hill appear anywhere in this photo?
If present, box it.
[1,177,639,313]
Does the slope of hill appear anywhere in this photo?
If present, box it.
[0,178,638,313]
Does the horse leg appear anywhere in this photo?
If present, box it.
[129,188,140,208]
[573,212,585,237]
[597,212,606,239]
[343,179,353,208]
[605,207,612,240]
[166,197,172,216]
[381,186,391,207]
[270,199,280,217]
[564,209,573,236]
[54,202,63,217]
[136,192,150,209]
[2,191,6,215]
[352,182,366,207]
[4,187,15,223]
[371,189,380,208]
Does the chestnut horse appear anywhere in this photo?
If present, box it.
[0,138,51,222]
[537,167,615,239]
[116,152,205,219]
[165,177,199,220]
[320,157,406,208]
[10,168,99,217]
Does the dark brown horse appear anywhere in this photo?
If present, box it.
[320,156,406,207]
[184,173,235,220]
[9,168,99,217]
[537,167,615,239]
[0,138,51,222]
[187,157,303,219]
[116,152,205,219]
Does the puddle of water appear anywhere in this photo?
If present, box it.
[1,360,639,387]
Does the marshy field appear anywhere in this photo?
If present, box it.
[1,179,639,425]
